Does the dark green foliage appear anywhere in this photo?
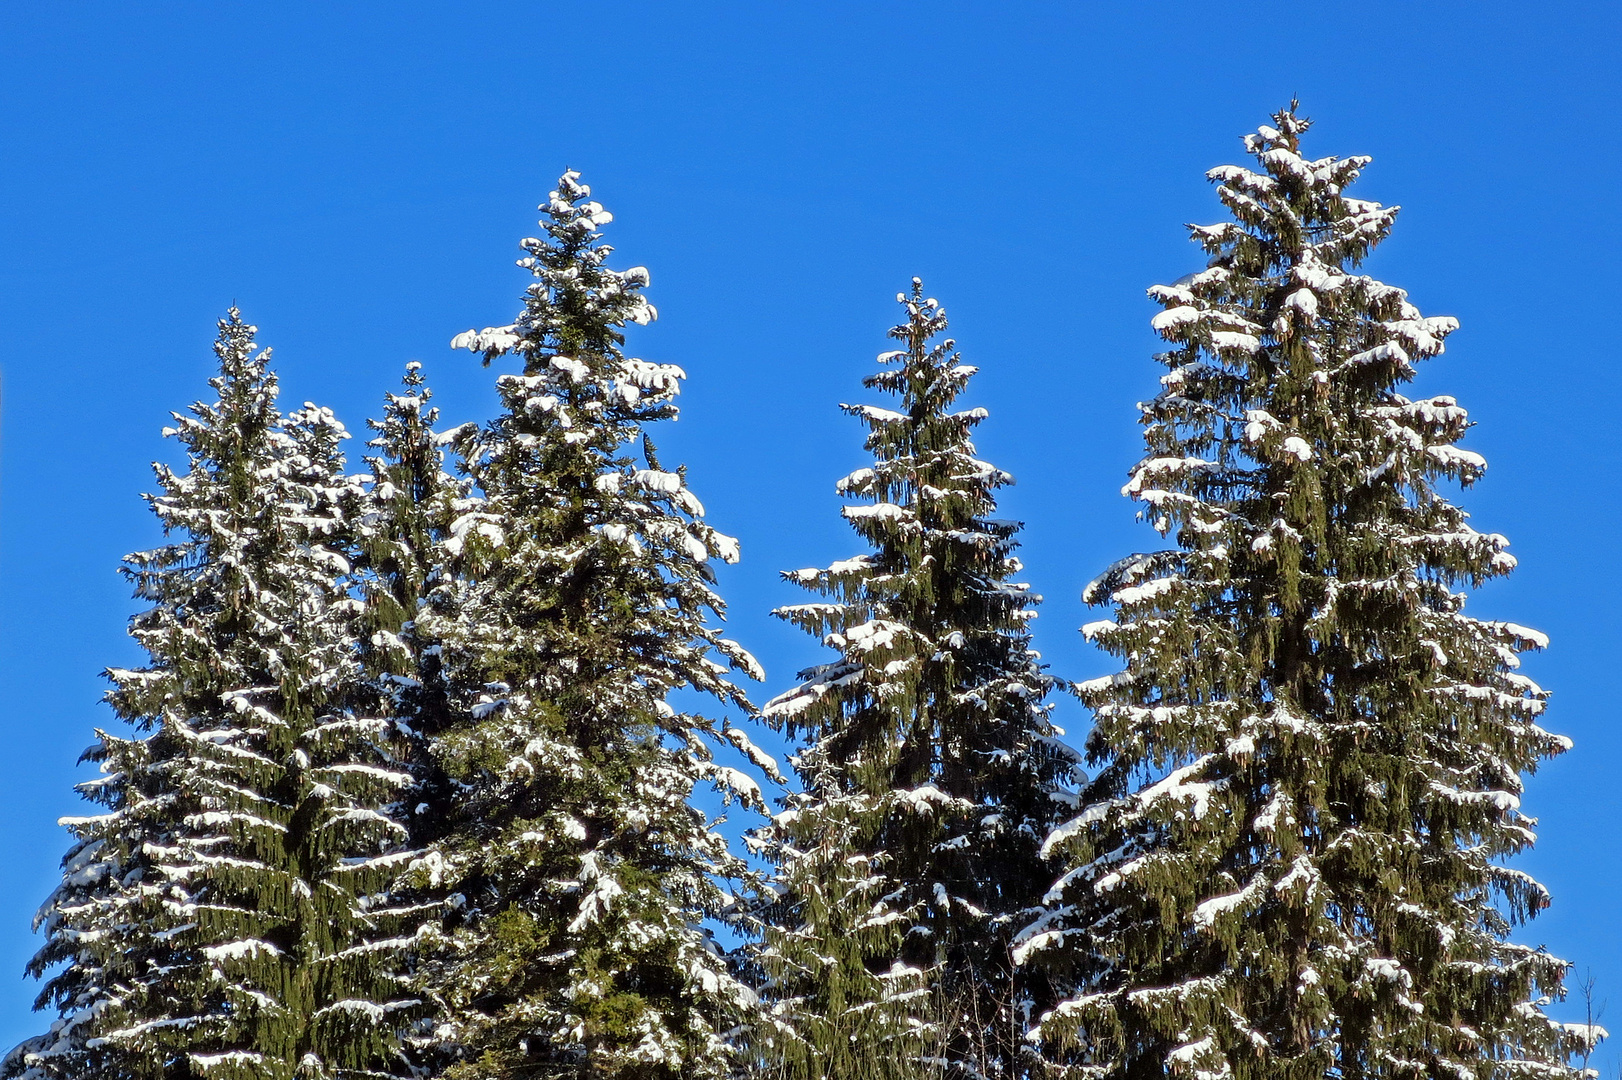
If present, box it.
[8,312,419,1080]
[419,172,765,1080]
[5,109,1591,1080]
[1024,107,1587,1080]
[757,283,1076,1080]
[348,362,473,1072]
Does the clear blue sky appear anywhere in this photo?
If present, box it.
[1,0,1616,1062]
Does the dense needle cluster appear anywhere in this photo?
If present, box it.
[7,109,1590,1080]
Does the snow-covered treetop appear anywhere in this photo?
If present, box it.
[444,171,741,576]
[839,277,1010,516]
[451,170,658,379]
[765,278,1032,738]
[1131,102,1489,592]
[367,361,435,456]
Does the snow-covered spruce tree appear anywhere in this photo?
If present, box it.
[352,362,466,843]
[757,282,1075,1080]
[348,362,470,1070]
[1020,106,1590,1080]
[424,171,768,1080]
[5,311,420,1080]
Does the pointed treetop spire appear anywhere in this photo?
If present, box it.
[1248,98,1310,152]
[452,169,654,372]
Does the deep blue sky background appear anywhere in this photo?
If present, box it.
[1,0,1616,1062]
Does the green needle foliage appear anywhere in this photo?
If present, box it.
[1023,106,1589,1080]
[349,362,470,1071]
[757,283,1076,1080]
[354,360,464,771]
[419,172,767,1080]
[7,311,420,1080]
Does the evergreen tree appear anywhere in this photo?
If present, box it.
[349,362,469,1068]
[5,311,420,1080]
[351,362,467,856]
[1021,107,1590,1080]
[757,282,1075,1080]
[354,362,462,751]
[423,171,767,1079]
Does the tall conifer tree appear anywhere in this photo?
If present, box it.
[352,362,466,853]
[1021,107,1588,1080]
[422,172,766,1079]
[6,312,420,1080]
[355,362,462,740]
[349,363,469,1068]
[757,283,1074,1080]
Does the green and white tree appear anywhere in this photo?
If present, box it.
[5,311,420,1080]
[351,361,470,851]
[423,171,768,1079]
[1021,107,1593,1080]
[348,362,470,1069]
[757,282,1075,1080]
